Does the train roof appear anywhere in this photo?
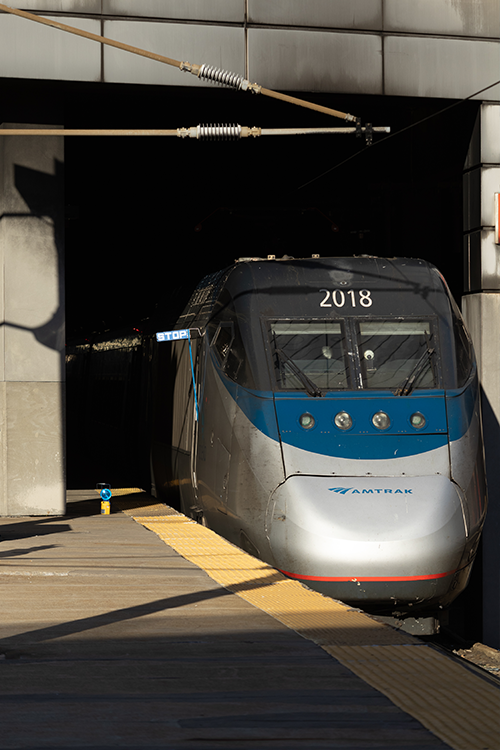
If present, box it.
[176,256,454,329]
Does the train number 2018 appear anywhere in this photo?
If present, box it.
[320,289,373,308]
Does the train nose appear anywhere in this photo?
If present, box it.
[267,474,467,605]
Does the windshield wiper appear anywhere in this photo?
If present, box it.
[396,347,435,396]
[275,347,323,398]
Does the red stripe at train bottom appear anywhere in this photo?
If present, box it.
[279,569,457,582]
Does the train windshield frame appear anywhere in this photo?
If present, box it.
[269,320,351,392]
[266,316,442,394]
[356,319,438,392]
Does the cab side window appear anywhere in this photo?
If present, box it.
[211,319,255,389]
[213,322,234,366]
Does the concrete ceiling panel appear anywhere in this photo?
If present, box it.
[2,1,101,12]
[0,15,101,81]
[103,20,245,87]
[248,28,383,94]
[104,1,245,22]
[248,0,383,30]
[385,36,500,100]
[385,0,500,39]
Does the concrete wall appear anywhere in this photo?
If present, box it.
[0,1,498,100]
[462,103,500,648]
[0,125,65,515]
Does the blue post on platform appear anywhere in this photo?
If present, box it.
[96,483,112,515]
[156,328,199,421]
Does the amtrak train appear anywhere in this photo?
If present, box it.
[150,256,487,627]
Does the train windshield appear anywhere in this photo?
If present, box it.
[357,320,437,391]
[269,318,439,393]
[269,321,350,392]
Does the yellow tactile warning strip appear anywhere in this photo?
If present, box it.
[117,499,500,750]
[325,644,500,750]
[131,516,414,646]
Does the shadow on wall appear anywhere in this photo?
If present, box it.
[11,160,65,353]
[0,160,64,352]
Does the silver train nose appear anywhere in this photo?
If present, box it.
[267,474,467,606]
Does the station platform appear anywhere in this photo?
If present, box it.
[0,489,498,750]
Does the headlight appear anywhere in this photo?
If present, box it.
[334,411,353,431]
[299,413,315,430]
[410,412,426,429]
[372,411,391,430]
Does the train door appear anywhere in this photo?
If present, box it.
[194,321,237,527]
[189,336,203,505]
[168,335,200,513]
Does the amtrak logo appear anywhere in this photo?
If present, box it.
[329,487,412,495]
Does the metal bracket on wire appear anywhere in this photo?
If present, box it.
[356,118,374,146]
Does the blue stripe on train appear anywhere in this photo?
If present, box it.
[274,393,448,435]
[216,367,476,459]
[273,393,450,458]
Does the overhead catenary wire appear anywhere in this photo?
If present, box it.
[0,125,390,139]
[0,3,357,123]
[2,1,493,173]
